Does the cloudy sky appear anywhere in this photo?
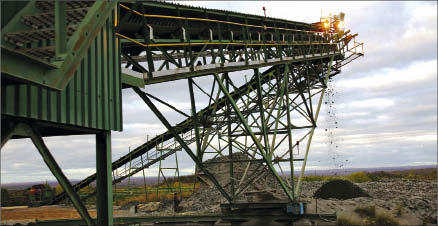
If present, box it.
[1,1,437,184]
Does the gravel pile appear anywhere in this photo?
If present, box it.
[313,179,370,200]
[159,153,284,214]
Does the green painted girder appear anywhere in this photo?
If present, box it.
[121,71,145,88]
[141,52,342,85]
[1,1,118,91]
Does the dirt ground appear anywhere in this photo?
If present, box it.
[0,205,129,225]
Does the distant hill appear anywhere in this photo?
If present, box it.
[293,164,437,176]
[1,165,436,189]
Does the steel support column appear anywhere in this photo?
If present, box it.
[96,131,113,226]
[26,124,95,226]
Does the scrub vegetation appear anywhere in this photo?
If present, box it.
[302,168,437,182]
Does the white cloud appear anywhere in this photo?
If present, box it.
[336,60,437,91]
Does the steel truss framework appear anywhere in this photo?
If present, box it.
[41,1,364,222]
[131,59,338,202]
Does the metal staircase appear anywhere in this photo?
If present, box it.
[114,131,196,184]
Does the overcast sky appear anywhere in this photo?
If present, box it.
[1,1,437,184]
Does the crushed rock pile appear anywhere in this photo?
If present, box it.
[157,153,284,214]
[313,179,370,200]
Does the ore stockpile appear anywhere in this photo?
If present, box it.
[152,153,285,215]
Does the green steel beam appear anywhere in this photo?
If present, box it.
[188,78,202,159]
[214,72,294,201]
[254,68,270,157]
[24,123,95,226]
[55,1,67,58]
[283,64,296,200]
[132,87,232,202]
[225,76,235,196]
[143,53,342,85]
[121,50,148,73]
[96,131,113,226]
[145,92,190,118]
[121,72,145,88]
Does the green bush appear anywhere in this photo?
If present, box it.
[302,175,344,182]
[367,171,394,181]
[348,171,371,183]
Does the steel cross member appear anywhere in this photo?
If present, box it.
[132,87,232,202]
[214,71,294,201]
